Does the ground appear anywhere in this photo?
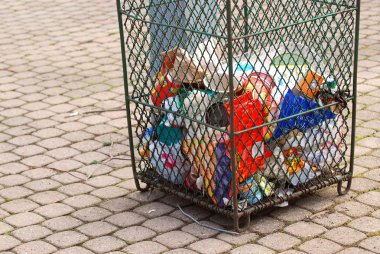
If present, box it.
[0,0,379,253]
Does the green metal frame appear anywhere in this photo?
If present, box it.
[116,0,360,232]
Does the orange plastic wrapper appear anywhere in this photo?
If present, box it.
[225,91,272,182]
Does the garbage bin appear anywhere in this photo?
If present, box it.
[116,0,360,231]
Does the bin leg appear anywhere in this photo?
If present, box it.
[134,178,151,192]
[337,176,352,196]
[234,214,251,233]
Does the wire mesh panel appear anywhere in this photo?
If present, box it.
[117,0,360,230]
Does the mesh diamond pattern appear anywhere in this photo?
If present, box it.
[118,0,358,219]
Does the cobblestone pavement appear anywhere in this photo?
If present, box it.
[0,0,379,253]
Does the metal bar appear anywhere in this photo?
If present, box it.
[226,0,239,230]
[310,0,355,8]
[122,12,227,39]
[244,0,249,53]
[116,0,142,190]
[124,0,180,12]
[138,171,350,220]
[234,96,354,135]
[349,0,360,177]
[127,97,230,134]
[232,8,356,40]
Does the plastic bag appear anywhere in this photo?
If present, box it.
[239,176,263,205]
[272,90,335,139]
[283,114,347,170]
[182,135,232,207]
[161,47,205,84]
[225,91,272,182]
[283,148,319,186]
[149,141,191,184]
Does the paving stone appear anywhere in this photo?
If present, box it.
[10,141,42,155]
[0,235,21,251]
[163,249,198,254]
[1,199,39,213]
[110,167,134,179]
[8,135,39,146]
[123,241,168,254]
[34,203,74,218]
[349,216,380,233]
[54,246,95,254]
[295,195,334,212]
[63,194,101,208]
[83,236,126,253]
[21,155,55,167]
[92,185,130,199]
[45,147,80,160]
[154,230,198,248]
[0,143,15,153]
[372,209,380,218]
[216,232,259,245]
[356,190,380,207]
[359,236,380,253]
[4,212,44,227]
[231,244,275,254]
[73,151,108,164]
[355,156,380,169]
[271,206,312,222]
[324,226,367,245]
[22,168,56,179]
[42,216,83,231]
[181,221,223,239]
[77,164,113,177]
[0,209,10,220]
[189,238,232,254]
[170,205,211,223]
[0,163,30,175]
[141,215,184,233]
[128,190,166,203]
[299,238,342,254]
[77,221,118,237]
[114,226,157,243]
[106,211,146,227]
[134,202,175,218]
[335,201,374,217]
[0,221,13,234]
[23,179,61,192]
[72,207,112,222]
[29,191,67,205]
[357,136,380,148]
[51,172,82,184]
[99,197,139,212]
[284,221,327,238]
[336,247,374,254]
[33,128,64,139]
[48,159,84,171]
[12,225,52,242]
[0,186,33,200]
[86,175,121,187]
[58,183,95,196]
[13,240,57,254]
[249,216,285,234]
[350,177,380,192]
[363,168,380,182]
[45,231,88,248]
[311,211,351,229]
[0,175,30,187]
[258,232,301,252]
[71,140,103,152]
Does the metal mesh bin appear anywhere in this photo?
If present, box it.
[116,0,360,231]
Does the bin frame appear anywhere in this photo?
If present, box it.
[116,0,361,231]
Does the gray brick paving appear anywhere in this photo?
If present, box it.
[0,0,379,253]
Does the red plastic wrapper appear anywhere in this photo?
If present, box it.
[225,91,272,182]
